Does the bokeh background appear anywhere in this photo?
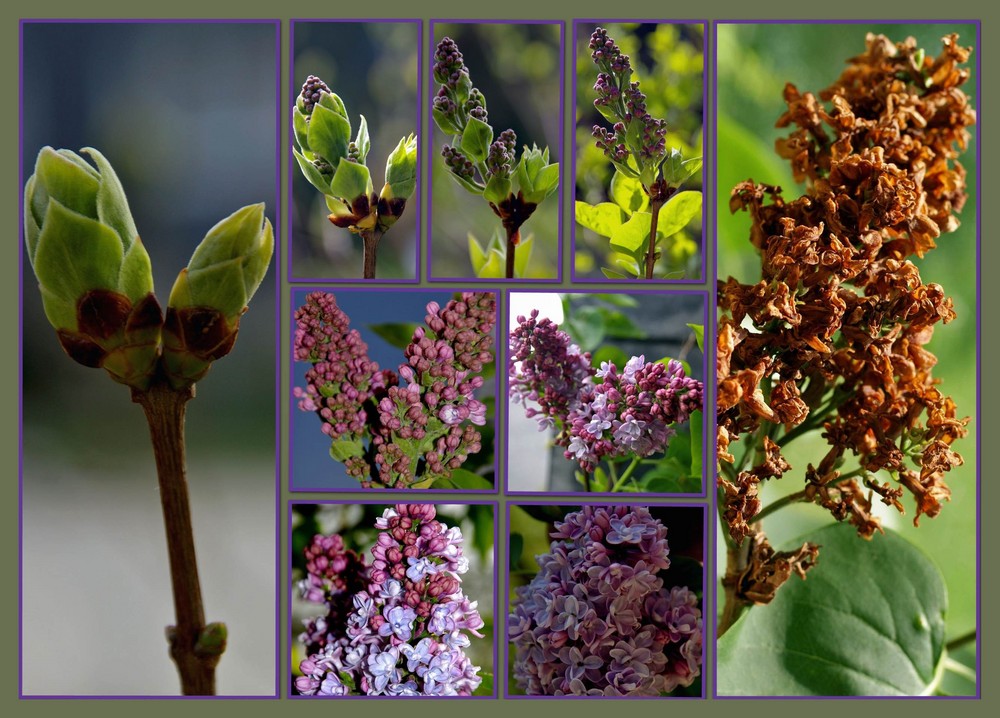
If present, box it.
[21,21,277,695]
[574,22,704,280]
[717,22,978,693]
[291,21,420,280]
[430,22,562,279]
[507,291,705,493]
[290,502,496,695]
[290,288,497,491]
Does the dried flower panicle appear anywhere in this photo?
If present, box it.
[509,506,702,696]
[718,34,974,550]
[294,292,497,489]
[296,505,485,696]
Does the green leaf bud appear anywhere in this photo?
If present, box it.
[513,144,559,204]
[163,203,274,389]
[23,146,161,390]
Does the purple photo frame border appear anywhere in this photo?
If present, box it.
[287,18,423,285]
[17,17,282,700]
[503,287,709,499]
[711,18,982,701]
[569,19,708,286]
[286,499,500,699]
[426,19,566,285]
[503,500,708,699]
[288,286,502,494]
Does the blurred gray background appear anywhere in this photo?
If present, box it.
[21,21,277,695]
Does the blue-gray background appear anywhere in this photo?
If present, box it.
[21,22,277,696]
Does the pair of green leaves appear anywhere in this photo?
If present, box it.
[576,168,702,279]
[468,230,533,279]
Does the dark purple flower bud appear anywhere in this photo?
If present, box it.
[299,74,331,115]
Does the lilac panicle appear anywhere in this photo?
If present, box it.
[509,506,702,696]
[566,356,703,472]
[296,504,485,696]
[508,309,596,438]
[294,292,496,489]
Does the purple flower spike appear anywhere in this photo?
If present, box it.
[296,504,484,696]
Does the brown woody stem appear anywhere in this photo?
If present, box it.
[362,229,382,279]
[718,541,751,636]
[134,381,220,695]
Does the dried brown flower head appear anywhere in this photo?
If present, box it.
[718,33,974,574]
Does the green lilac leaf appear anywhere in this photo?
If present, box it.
[687,323,704,351]
[308,104,352,166]
[483,173,512,205]
[575,201,626,238]
[354,115,371,163]
[293,147,331,195]
[610,169,649,214]
[563,306,605,353]
[688,410,702,478]
[447,469,493,490]
[366,322,419,350]
[509,533,524,569]
[476,249,504,278]
[460,117,493,163]
[609,212,651,256]
[514,233,533,278]
[468,233,487,274]
[328,159,371,201]
[657,190,702,238]
[717,523,947,696]
[601,267,628,279]
[34,199,123,300]
[468,504,494,561]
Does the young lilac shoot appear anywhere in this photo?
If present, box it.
[296,504,486,696]
[509,506,702,695]
[432,36,559,279]
[23,146,274,695]
[293,74,417,279]
[294,292,497,489]
[578,27,703,279]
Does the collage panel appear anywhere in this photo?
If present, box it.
[507,290,706,495]
[715,22,978,697]
[289,20,421,282]
[289,501,498,697]
[20,20,279,696]
[429,20,563,281]
[506,502,706,697]
[572,21,705,282]
[290,287,499,492]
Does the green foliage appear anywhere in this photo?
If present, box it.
[718,523,948,696]
[467,230,533,279]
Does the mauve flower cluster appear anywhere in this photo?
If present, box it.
[509,311,703,471]
[510,506,701,696]
[294,292,496,488]
[296,504,486,696]
[566,357,703,472]
[589,27,669,166]
[508,309,596,439]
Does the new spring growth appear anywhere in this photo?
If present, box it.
[24,147,273,391]
[293,75,417,279]
[23,146,273,695]
[433,36,559,278]
[582,27,702,279]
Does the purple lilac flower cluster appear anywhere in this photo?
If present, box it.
[566,356,703,472]
[509,506,702,696]
[508,311,703,472]
[589,27,669,166]
[294,292,496,489]
[296,505,485,696]
[508,309,596,440]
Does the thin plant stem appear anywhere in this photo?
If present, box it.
[134,380,220,696]
[645,196,664,279]
[610,456,641,493]
[505,224,519,279]
[361,228,383,279]
[945,630,977,653]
